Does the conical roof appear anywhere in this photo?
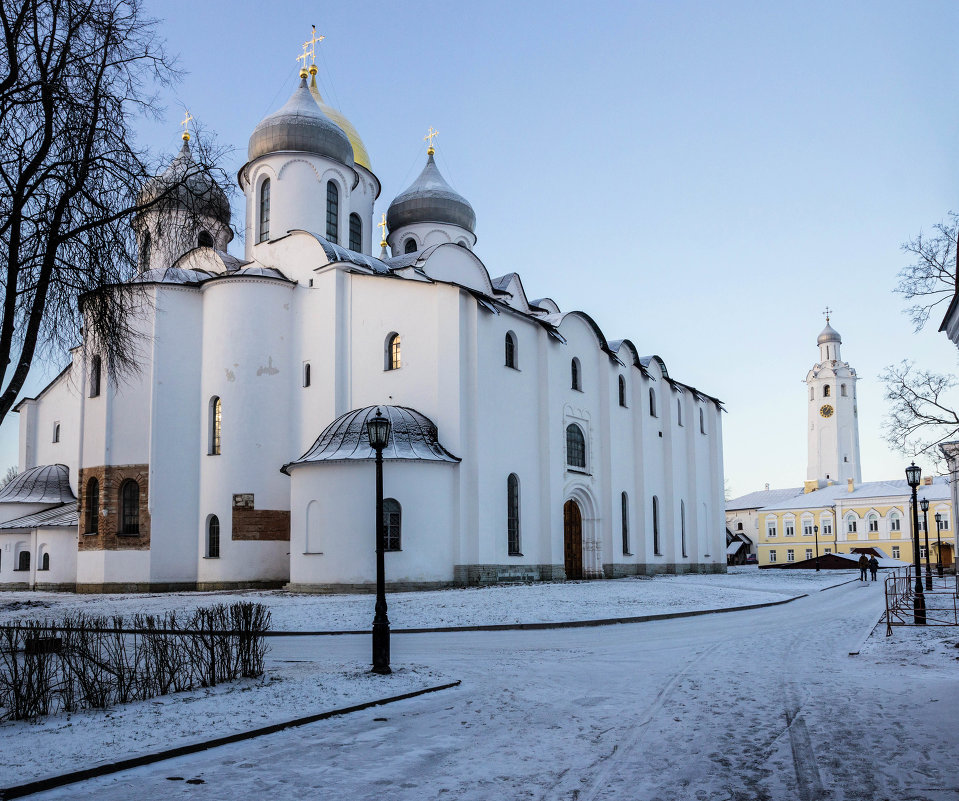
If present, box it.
[817,322,841,345]
[139,139,231,226]
[309,73,371,172]
[249,76,353,165]
[0,464,75,504]
[387,152,476,234]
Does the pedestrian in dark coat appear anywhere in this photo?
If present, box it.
[858,553,869,581]
[869,555,879,581]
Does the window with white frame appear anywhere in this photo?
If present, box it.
[822,517,833,535]
[846,514,857,533]
[787,549,795,562]
[766,518,777,537]
[805,549,813,560]
[892,546,900,559]
[938,513,950,530]
[867,513,879,532]
[920,546,928,558]
[824,547,832,554]
[784,519,795,537]
[890,512,901,532]
[769,550,777,563]
[802,519,814,536]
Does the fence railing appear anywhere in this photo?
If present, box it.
[885,566,959,635]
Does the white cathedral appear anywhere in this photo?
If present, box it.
[0,59,726,592]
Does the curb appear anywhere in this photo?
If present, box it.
[263,592,810,636]
[0,680,462,800]
[820,577,862,591]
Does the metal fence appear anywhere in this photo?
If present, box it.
[884,566,959,635]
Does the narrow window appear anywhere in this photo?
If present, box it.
[505,332,516,369]
[507,474,521,555]
[823,518,833,535]
[209,396,222,455]
[769,549,777,563]
[677,398,683,426]
[89,356,101,398]
[767,518,777,537]
[652,496,661,555]
[823,385,831,397]
[846,515,857,533]
[809,386,814,401]
[404,238,417,254]
[805,549,813,560]
[681,500,687,557]
[86,478,99,534]
[803,521,813,536]
[383,498,401,551]
[140,231,152,271]
[841,384,847,397]
[566,424,586,469]
[17,550,30,571]
[618,375,627,407]
[941,515,950,530]
[349,213,362,251]
[785,521,795,537]
[208,515,220,558]
[385,333,401,370]
[53,422,60,443]
[326,181,339,243]
[892,546,900,559]
[787,549,795,562]
[198,230,214,248]
[303,363,311,388]
[621,492,630,555]
[571,358,581,391]
[868,514,879,532]
[700,408,706,434]
[119,480,140,535]
[920,546,928,558]
[649,388,657,417]
[258,179,271,243]
[41,552,50,571]
[890,513,901,531]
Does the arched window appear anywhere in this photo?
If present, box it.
[823,385,831,397]
[652,496,661,555]
[326,181,339,243]
[889,511,901,532]
[677,398,683,426]
[571,358,581,391]
[846,513,857,533]
[700,408,706,434]
[208,515,220,558]
[618,375,627,407]
[809,386,814,401]
[621,492,630,555]
[17,550,29,571]
[566,424,586,469]
[385,333,401,370]
[867,513,879,532]
[404,238,417,254]
[140,231,152,271]
[258,179,270,243]
[507,474,521,555]
[681,500,687,557]
[303,363,311,388]
[649,387,657,417]
[505,332,517,369]
[40,551,50,571]
[349,213,362,251]
[119,480,140,535]
[383,498,401,551]
[841,384,847,397]
[86,477,99,534]
[209,396,221,455]
[89,355,101,398]
[52,422,60,443]
[197,230,214,248]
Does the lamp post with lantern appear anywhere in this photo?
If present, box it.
[813,524,820,571]
[905,462,927,624]
[920,497,933,590]
[935,512,944,579]
[366,408,392,675]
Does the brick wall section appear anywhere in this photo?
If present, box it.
[77,464,150,551]
[231,509,290,541]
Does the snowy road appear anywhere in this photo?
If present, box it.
[29,580,959,800]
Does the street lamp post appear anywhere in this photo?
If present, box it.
[920,497,933,591]
[905,462,926,624]
[367,408,392,675]
[813,524,820,571]
[935,512,944,579]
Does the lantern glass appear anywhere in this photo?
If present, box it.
[935,513,942,524]
[920,498,930,513]
[905,462,921,488]
[367,411,391,450]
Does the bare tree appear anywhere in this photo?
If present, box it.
[882,361,959,468]
[895,212,958,332]
[0,464,16,488]
[0,0,233,428]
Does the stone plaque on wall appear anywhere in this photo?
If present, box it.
[232,493,254,509]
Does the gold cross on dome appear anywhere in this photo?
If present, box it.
[180,110,193,140]
[823,306,833,323]
[304,25,325,65]
[424,127,438,154]
[378,213,388,244]
[296,44,309,70]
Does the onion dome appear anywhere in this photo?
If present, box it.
[0,464,75,504]
[281,405,460,473]
[817,322,841,345]
[387,152,476,234]
[249,75,353,165]
[308,70,371,172]
[139,139,230,226]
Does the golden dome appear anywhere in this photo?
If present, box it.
[309,71,371,172]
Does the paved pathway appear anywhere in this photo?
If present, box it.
[30,581,959,800]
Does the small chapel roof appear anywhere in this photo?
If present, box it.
[387,152,476,235]
[138,139,231,227]
[281,405,460,473]
[817,322,841,345]
[0,464,76,504]
[0,503,78,530]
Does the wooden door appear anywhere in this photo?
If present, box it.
[564,500,583,580]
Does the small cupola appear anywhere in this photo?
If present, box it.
[386,134,476,255]
[817,313,842,362]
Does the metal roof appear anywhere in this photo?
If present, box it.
[282,405,460,473]
[0,464,76,504]
[138,139,231,226]
[0,503,78,530]
[728,477,951,513]
[387,153,476,234]
[726,486,805,511]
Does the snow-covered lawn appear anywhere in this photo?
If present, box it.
[0,566,853,632]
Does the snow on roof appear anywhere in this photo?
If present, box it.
[759,477,951,511]
[0,503,78,530]
[726,486,804,511]
[0,464,75,504]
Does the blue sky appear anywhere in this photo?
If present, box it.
[4,0,959,496]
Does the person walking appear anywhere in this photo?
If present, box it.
[858,553,869,582]
[869,555,879,582]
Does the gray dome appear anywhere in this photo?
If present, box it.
[281,405,460,473]
[139,139,231,226]
[0,464,75,504]
[248,76,353,165]
[818,322,841,345]
[132,266,215,285]
[387,153,476,234]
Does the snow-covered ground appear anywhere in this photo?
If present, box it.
[0,566,853,631]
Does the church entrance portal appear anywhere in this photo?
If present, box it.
[564,499,583,580]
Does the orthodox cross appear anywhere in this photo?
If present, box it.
[822,306,833,324]
[378,213,388,244]
[304,25,325,65]
[424,127,439,154]
[296,44,310,71]
[180,110,193,141]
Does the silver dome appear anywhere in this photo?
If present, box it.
[248,76,353,165]
[139,139,231,226]
[817,322,841,345]
[387,153,476,234]
[0,464,75,504]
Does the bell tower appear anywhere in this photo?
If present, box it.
[805,311,862,485]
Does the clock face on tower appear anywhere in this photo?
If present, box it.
[820,404,834,418]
